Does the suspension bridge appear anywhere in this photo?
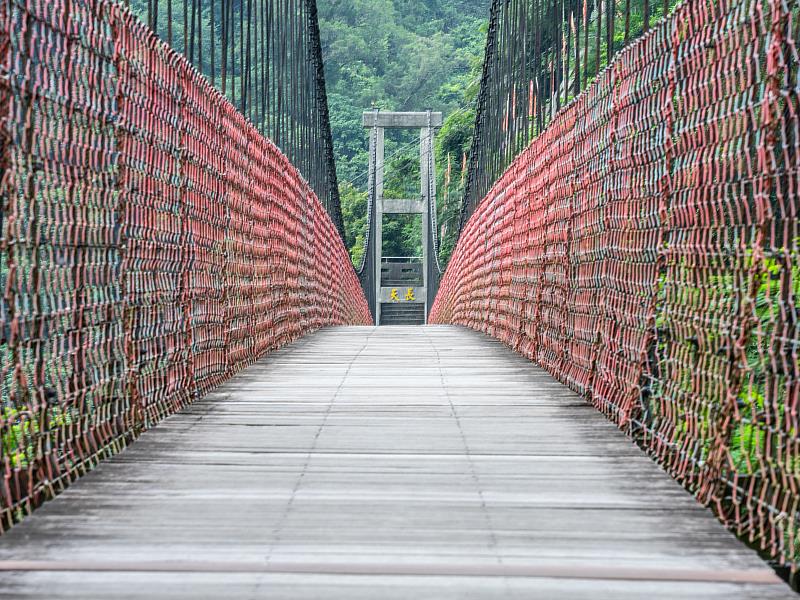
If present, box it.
[0,0,797,597]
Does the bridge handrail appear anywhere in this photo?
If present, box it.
[0,0,370,532]
[432,0,800,572]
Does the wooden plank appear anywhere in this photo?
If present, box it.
[0,327,791,599]
[362,111,444,128]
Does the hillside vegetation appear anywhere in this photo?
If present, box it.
[129,0,490,263]
[318,0,490,264]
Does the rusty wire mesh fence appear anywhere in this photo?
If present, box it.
[432,0,800,570]
[0,0,370,531]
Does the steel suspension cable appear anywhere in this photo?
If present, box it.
[129,0,343,238]
[457,0,675,239]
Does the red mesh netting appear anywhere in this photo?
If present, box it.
[0,0,369,530]
[432,0,800,569]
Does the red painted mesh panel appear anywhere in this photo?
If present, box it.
[118,15,192,425]
[595,21,671,425]
[0,0,131,520]
[564,73,613,398]
[432,0,800,569]
[694,0,798,562]
[182,66,229,396]
[0,0,369,531]
[644,0,761,499]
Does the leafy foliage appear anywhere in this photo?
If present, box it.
[129,0,489,264]
[319,0,490,263]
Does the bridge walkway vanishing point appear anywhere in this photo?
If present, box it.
[0,327,792,599]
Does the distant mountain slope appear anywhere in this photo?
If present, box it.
[318,0,489,262]
[127,0,488,263]
[319,0,488,183]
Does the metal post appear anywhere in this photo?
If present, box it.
[420,125,435,322]
[363,111,442,326]
[374,125,385,326]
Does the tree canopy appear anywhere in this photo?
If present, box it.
[318,0,490,264]
[130,0,490,264]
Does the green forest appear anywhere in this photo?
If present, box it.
[317,0,490,265]
[319,0,680,265]
[127,0,686,268]
[130,0,490,266]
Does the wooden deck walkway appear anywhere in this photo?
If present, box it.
[0,326,793,599]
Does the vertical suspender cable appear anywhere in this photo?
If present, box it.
[254,0,260,127]
[574,7,581,96]
[582,0,589,88]
[189,0,196,65]
[240,0,245,113]
[262,0,267,128]
[184,0,189,54]
[211,0,216,86]
[565,8,572,106]
[222,0,228,95]
[246,0,252,121]
[595,0,601,76]
[230,0,236,106]
[199,0,204,73]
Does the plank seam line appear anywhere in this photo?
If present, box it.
[265,328,378,559]
[0,561,781,584]
[423,326,506,579]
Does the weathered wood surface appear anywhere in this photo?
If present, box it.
[0,326,793,599]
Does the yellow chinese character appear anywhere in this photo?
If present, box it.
[390,288,400,302]
[405,288,416,302]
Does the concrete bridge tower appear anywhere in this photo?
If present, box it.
[362,110,443,325]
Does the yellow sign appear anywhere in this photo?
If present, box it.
[389,288,417,302]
